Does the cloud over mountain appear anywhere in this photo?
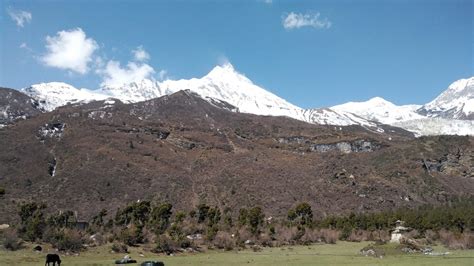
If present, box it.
[98,60,155,87]
[41,28,98,74]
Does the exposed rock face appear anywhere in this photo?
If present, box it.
[277,137,382,153]
[423,150,474,178]
[38,122,66,140]
[278,136,310,145]
[312,139,381,153]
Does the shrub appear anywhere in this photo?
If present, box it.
[238,208,248,226]
[153,235,175,254]
[320,229,339,244]
[119,224,144,246]
[150,203,173,234]
[206,225,219,241]
[17,202,47,241]
[115,201,151,227]
[213,231,235,250]
[88,233,105,246]
[259,233,273,247]
[197,204,210,224]
[52,229,84,252]
[247,207,264,235]
[2,229,23,251]
[174,211,186,224]
[111,242,128,253]
[0,187,5,196]
[347,230,371,242]
[300,228,322,244]
[439,230,474,249]
[23,215,46,242]
[178,238,192,249]
[293,202,313,226]
[339,226,352,240]
[275,226,299,244]
[424,230,439,244]
[368,230,390,242]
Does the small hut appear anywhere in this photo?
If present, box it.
[390,220,410,243]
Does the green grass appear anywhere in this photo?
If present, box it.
[1,241,473,266]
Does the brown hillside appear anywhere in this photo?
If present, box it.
[0,90,472,223]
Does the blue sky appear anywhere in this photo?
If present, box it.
[1,0,472,108]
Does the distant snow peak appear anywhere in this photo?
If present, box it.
[329,77,474,136]
[21,67,474,136]
[418,77,474,120]
[331,97,423,125]
[22,82,107,111]
[100,78,161,103]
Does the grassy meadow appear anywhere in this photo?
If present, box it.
[1,241,473,266]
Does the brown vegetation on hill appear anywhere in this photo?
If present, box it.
[0,90,473,223]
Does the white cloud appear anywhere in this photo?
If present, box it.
[158,70,167,80]
[282,12,331,30]
[132,46,150,62]
[41,28,98,74]
[7,8,32,27]
[261,0,272,4]
[19,42,33,52]
[99,60,155,87]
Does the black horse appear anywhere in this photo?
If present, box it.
[45,254,61,266]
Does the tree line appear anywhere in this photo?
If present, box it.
[3,197,473,252]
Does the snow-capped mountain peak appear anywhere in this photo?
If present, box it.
[158,63,305,118]
[22,82,108,111]
[17,65,474,136]
[204,63,253,85]
[331,97,423,124]
[329,77,474,136]
[418,77,474,119]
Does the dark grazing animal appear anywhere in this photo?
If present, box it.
[45,254,61,266]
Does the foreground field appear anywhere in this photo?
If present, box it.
[1,241,473,266]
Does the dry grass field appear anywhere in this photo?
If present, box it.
[1,241,473,266]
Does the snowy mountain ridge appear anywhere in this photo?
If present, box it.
[22,82,108,112]
[19,63,474,136]
[417,77,474,120]
[23,63,373,128]
[331,97,424,125]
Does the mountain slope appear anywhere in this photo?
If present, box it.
[0,87,41,127]
[1,90,472,223]
[417,77,474,120]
